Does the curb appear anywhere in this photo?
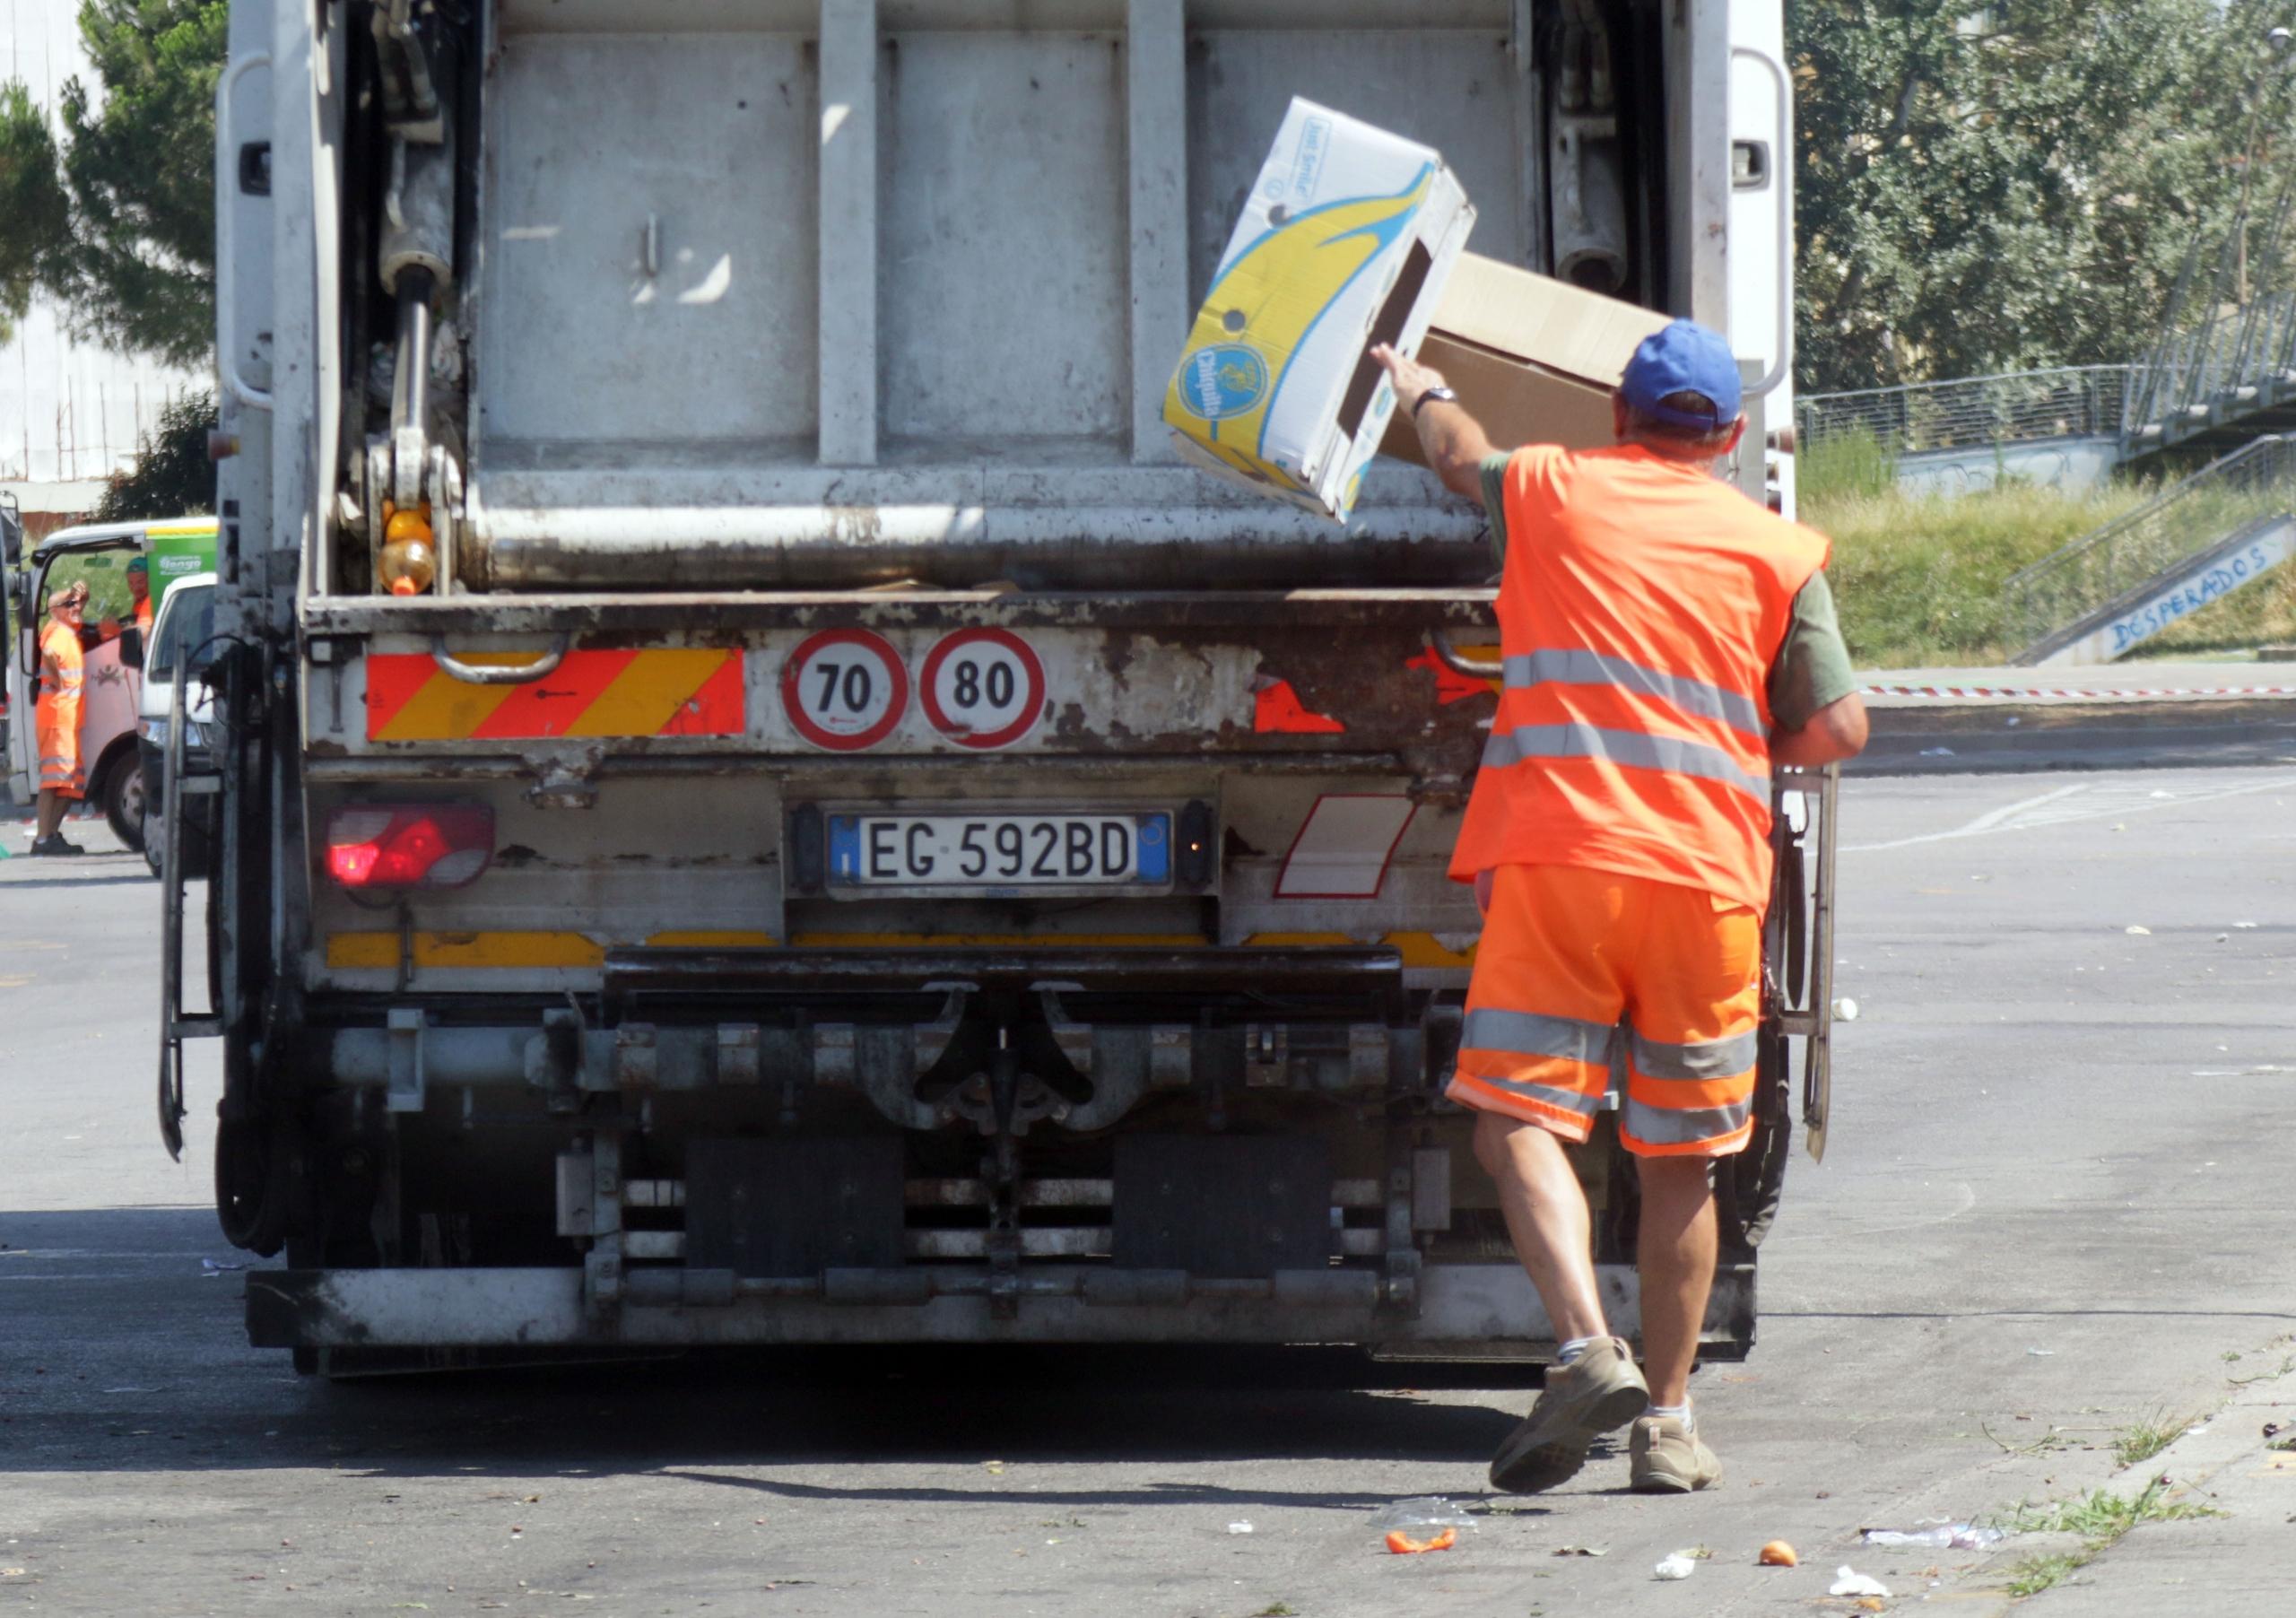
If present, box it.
[1855,699,2296,776]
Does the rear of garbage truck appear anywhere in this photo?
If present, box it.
[184,0,1828,1369]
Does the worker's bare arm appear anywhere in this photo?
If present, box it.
[1769,691,1867,768]
[1369,344,1498,504]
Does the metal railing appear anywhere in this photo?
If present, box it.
[2004,434,2296,652]
[2126,179,2296,449]
[1798,366,2136,457]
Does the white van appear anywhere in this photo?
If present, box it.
[135,572,219,880]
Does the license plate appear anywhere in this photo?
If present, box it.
[828,812,1171,890]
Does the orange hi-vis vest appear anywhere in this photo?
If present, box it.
[1449,444,1830,912]
[37,619,84,712]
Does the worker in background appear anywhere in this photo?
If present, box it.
[127,554,152,633]
[31,583,91,857]
[1372,320,1867,1496]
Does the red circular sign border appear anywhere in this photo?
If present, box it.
[918,628,1047,751]
[780,628,910,752]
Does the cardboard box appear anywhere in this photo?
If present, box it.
[1378,253,1673,466]
[1163,99,1474,522]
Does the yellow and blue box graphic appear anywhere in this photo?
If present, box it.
[1164,100,1474,522]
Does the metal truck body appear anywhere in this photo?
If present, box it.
[182,0,1830,1370]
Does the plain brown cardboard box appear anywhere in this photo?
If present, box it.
[1379,253,1672,467]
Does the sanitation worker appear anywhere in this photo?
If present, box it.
[1372,320,1867,1495]
[31,582,91,857]
[126,554,153,633]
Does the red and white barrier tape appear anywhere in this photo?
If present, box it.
[1862,682,2296,701]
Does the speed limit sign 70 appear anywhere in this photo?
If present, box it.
[781,629,909,751]
[920,628,1046,749]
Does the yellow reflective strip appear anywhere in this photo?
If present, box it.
[565,649,735,738]
[326,931,605,969]
[791,932,1205,948]
[1385,930,1476,969]
[327,934,399,970]
[370,662,529,742]
[144,520,218,539]
[1243,931,1354,947]
[644,930,778,947]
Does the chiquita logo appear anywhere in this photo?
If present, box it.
[1180,344,1269,421]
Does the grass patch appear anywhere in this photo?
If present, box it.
[2005,1476,2223,1537]
[1805,479,2152,666]
[2005,1549,2093,1597]
[1799,455,2296,667]
[2111,1409,2190,1469]
[1992,1477,2224,1601]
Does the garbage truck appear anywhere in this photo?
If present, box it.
[180,0,1835,1370]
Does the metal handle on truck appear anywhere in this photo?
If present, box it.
[430,634,572,685]
[215,52,273,411]
[1731,43,1795,400]
[1424,629,1503,681]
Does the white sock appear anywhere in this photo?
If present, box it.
[1556,1336,1595,1366]
[1648,1401,1692,1431]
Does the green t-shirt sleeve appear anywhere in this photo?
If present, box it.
[1479,452,1515,572]
[1768,570,1860,734]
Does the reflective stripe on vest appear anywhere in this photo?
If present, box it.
[1502,649,1765,741]
[1480,721,1770,806]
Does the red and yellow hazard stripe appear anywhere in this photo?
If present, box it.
[365,648,744,741]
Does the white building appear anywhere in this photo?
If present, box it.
[0,0,207,522]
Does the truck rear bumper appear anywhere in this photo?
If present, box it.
[246,1261,1756,1360]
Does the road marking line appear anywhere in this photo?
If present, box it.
[1846,773,2296,853]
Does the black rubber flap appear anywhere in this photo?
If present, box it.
[684,1137,905,1277]
[1111,1134,1333,1278]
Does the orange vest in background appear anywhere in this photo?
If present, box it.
[37,619,84,716]
[1449,444,1829,913]
[135,596,153,633]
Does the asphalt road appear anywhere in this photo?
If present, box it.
[4,767,2294,1617]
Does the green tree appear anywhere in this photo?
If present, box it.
[1789,0,2295,394]
[0,83,69,344]
[27,1,228,366]
[93,390,217,521]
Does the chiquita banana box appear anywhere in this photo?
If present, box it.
[1164,100,1474,522]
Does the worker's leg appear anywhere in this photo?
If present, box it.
[1449,865,1648,1492]
[1635,1155,1718,1407]
[1473,1110,1606,1344]
[35,787,65,839]
[1618,878,1761,1492]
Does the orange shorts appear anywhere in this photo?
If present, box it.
[1447,863,1761,1159]
[36,704,83,799]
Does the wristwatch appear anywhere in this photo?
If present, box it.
[1412,386,1460,420]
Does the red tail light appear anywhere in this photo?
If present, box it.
[325,804,495,889]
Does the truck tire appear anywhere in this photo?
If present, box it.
[101,748,147,851]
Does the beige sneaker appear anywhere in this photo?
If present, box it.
[1488,1336,1651,1493]
[1629,1414,1723,1492]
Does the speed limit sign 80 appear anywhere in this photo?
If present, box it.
[920,628,1046,750]
[780,629,909,751]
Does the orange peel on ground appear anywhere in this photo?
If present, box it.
[1384,1527,1457,1554]
[1758,1541,1798,1567]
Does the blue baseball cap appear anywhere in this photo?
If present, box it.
[1619,319,1742,431]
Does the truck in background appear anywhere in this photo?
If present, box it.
[6,517,219,849]
[181,0,1832,1370]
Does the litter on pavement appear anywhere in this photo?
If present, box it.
[1830,1566,1892,1596]
[1651,1553,1697,1579]
[1384,1527,1457,1554]
[1862,1523,2006,1550]
[1758,1540,1797,1565]
[1367,1498,1477,1534]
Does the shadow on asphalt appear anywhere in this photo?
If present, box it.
[0,1207,1534,1494]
